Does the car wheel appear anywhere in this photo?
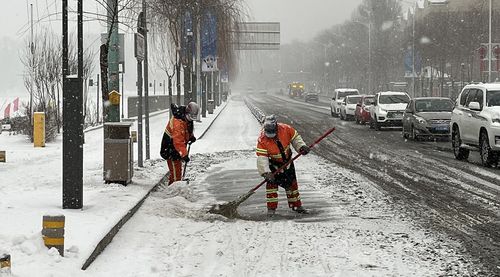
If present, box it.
[452,127,469,160]
[480,131,498,167]
[410,125,419,141]
[402,125,408,139]
[373,116,380,131]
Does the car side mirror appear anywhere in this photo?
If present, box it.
[468,102,481,111]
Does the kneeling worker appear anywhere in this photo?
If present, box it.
[256,115,310,216]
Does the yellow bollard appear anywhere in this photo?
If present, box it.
[42,215,65,256]
[33,112,46,147]
[0,254,11,273]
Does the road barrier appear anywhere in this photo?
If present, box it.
[243,97,266,124]
[0,254,10,273]
[42,215,65,256]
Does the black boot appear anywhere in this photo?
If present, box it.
[267,209,276,217]
[292,206,308,214]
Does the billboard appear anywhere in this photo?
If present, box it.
[202,10,218,72]
[234,22,280,50]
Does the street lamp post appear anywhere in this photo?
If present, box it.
[351,20,371,94]
[461,63,465,89]
[489,0,493,82]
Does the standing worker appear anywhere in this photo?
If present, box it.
[160,102,199,185]
[256,115,311,217]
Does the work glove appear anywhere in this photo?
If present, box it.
[262,172,275,182]
[182,155,190,163]
[299,145,310,155]
[189,136,197,144]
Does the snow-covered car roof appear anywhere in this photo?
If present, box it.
[377,91,408,95]
[335,88,358,92]
[464,83,500,90]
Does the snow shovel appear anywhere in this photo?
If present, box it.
[182,143,192,183]
[209,127,336,219]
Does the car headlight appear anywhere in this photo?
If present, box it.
[416,117,427,124]
[378,108,387,114]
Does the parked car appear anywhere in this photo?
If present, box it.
[304,91,319,102]
[330,88,359,117]
[369,91,410,130]
[402,97,454,140]
[451,83,500,167]
[355,95,375,124]
[340,95,363,120]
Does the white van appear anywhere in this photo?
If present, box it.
[330,88,360,117]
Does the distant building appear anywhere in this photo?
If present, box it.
[418,0,500,18]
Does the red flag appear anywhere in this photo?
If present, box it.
[4,103,11,119]
[13,97,19,112]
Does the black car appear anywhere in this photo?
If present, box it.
[304,91,319,102]
[402,97,454,140]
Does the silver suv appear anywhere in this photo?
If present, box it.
[451,83,500,167]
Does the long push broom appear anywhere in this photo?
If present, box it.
[209,127,336,218]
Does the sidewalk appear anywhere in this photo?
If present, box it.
[0,100,227,276]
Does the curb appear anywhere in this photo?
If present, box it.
[81,100,229,270]
[81,174,168,270]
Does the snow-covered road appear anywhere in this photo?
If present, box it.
[87,95,473,276]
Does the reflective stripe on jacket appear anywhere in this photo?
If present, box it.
[256,123,306,176]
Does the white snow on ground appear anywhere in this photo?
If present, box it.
[0,100,227,276]
[87,96,472,277]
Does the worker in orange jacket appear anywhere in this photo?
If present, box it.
[160,102,199,185]
[256,115,310,216]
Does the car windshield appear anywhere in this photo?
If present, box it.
[364,97,375,105]
[379,94,410,104]
[486,90,500,107]
[347,96,362,104]
[415,99,454,112]
[338,91,358,98]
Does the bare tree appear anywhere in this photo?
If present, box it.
[20,28,97,141]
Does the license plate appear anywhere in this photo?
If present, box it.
[434,126,449,131]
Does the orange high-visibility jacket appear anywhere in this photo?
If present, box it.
[164,117,191,158]
[256,123,306,176]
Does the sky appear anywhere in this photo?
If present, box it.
[246,0,363,44]
[0,0,365,100]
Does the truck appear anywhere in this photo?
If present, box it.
[288,82,305,98]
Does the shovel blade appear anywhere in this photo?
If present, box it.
[208,190,255,219]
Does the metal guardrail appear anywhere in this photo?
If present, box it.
[243,97,266,124]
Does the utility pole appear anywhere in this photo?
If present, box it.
[488,0,493,83]
[196,4,202,119]
[412,4,416,98]
[30,4,34,124]
[142,0,150,160]
[136,12,145,168]
[121,73,124,118]
[368,13,372,94]
[62,0,84,209]
[97,74,100,123]
[107,0,120,121]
